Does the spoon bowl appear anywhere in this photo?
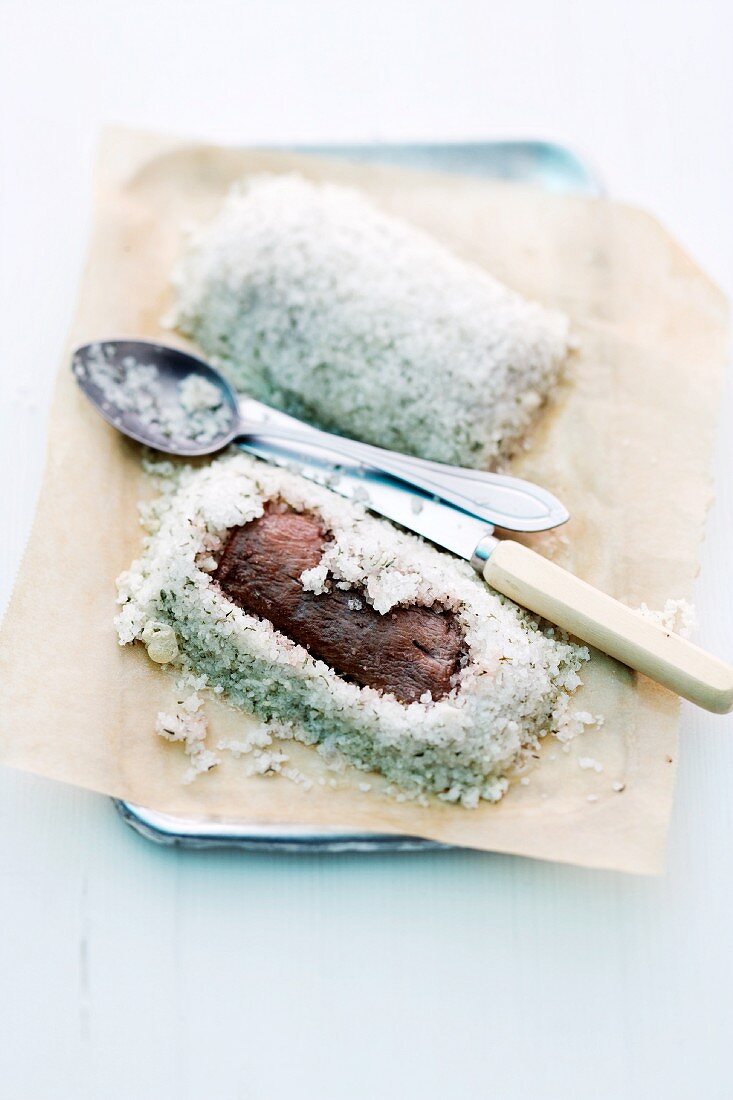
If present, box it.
[72,340,240,457]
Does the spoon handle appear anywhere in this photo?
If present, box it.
[237,420,567,533]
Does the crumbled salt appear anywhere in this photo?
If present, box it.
[553,704,600,745]
[247,749,289,776]
[281,765,314,791]
[636,597,697,640]
[117,452,590,807]
[578,756,604,773]
[155,703,219,784]
[216,725,273,757]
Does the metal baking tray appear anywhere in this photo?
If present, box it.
[116,139,602,852]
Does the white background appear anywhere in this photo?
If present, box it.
[1,2,732,1097]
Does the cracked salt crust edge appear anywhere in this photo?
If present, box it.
[116,453,596,807]
[127,460,696,806]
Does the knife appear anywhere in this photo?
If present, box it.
[239,398,733,715]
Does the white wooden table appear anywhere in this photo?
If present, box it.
[1,2,731,1096]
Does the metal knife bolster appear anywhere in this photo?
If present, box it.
[469,533,501,573]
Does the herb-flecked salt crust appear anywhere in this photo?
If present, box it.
[171,174,570,469]
[116,453,589,807]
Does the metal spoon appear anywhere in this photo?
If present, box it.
[71,339,569,533]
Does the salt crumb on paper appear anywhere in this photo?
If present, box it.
[635,597,697,639]
[245,749,289,776]
[216,724,273,757]
[281,766,313,791]
[553,703,603,746]
[155,703,219,785]
[578,756,604,773]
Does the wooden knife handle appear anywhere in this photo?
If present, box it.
[482,540,733,714]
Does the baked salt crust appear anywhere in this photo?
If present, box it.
[116,452,589,807]
[171,174,571,469]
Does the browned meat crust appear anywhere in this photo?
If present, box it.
[213,508,464,703]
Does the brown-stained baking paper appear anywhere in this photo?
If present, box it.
[0,127,728,874]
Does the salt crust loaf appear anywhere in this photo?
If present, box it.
[115,453,588,806]
[171,174,570,469]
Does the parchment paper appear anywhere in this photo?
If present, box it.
[0,127,727,874]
